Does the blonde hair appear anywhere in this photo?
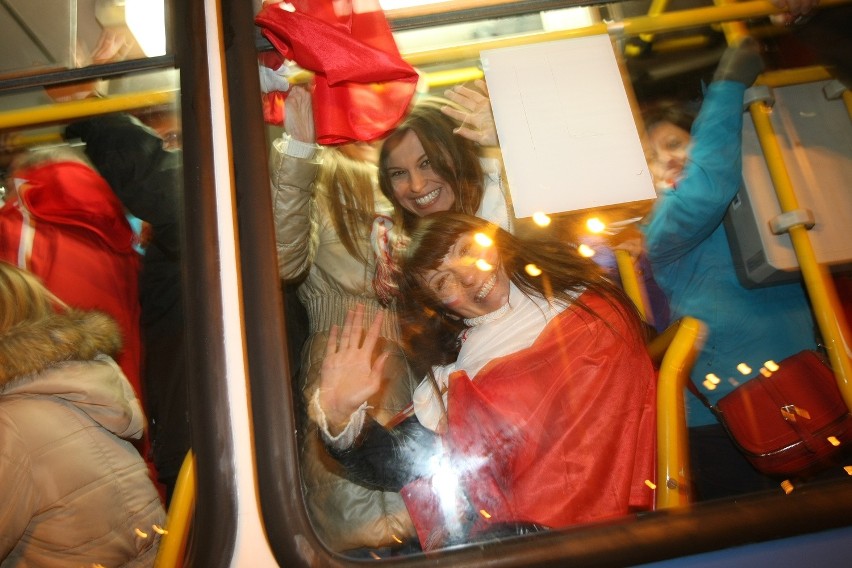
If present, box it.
[316,147,378,265]
[0,261,66,333]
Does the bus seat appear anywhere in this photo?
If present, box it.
[154,450,196,568]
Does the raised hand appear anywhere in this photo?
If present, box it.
[318,305,390,429]
[441,79,499,147]
[284,84,316,144]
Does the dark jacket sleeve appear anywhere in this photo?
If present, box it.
[65,113,182,258]
[327,416,441,492]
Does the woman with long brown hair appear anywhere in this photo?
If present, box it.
[311,213,657,551]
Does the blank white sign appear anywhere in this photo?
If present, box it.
[481,34,655,218]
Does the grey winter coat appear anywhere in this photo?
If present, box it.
[0,310,165,566]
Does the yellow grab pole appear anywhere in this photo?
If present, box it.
[422,67,485,89]
[154,451,196,568]
[756,66,834,88]
[401,0,852,67]
[615,248,649,322]
[715,0,750,45]
[656,317,705,508]
[0,89,176,130]
[624,0,673,56]
[749,103,852,411]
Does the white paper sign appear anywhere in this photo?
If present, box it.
[481,34,655,218]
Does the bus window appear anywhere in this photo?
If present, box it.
[245,0,852,565]
[5,1,852,566]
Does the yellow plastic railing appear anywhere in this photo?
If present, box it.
[3,0,851,131]
[747,100,852,411]
[654,317,705,508]
[0,89,176,131]
[702,11,852,413]
[615,249,650,323]
[154,450,196,568]
[615,249,705,508]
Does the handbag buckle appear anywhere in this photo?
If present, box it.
[780,404,811,422]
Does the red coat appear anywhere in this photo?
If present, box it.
[402,294,657,550]
[0,161,142,398]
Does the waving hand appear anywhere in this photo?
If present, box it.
[318,305,390,430]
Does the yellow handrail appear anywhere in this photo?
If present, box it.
[624,0,673,56]
[3,1,850,131]
[615,248,649,323]
[748,101,852,411]
[655,317,706,508]
[401,0,851,67]
[0,89,176,130]
[616,248,703,508]
[154,450,196,568]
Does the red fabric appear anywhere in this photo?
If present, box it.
[255,0,418,144]
[402,294,657,550]
[0,161,142,400]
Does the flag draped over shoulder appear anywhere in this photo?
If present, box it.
[255,0,419,144]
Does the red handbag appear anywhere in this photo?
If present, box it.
[693,351,852,477]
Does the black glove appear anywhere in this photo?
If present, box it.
[712,37,765,87]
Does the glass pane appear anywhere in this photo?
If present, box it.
[0,1,184,563]
[257,0,852,559]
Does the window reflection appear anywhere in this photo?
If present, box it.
[262,0,852,558]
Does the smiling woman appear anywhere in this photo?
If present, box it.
[310,212,657,550]
[378,95,514,233]
[6,0,852,566]
[420,228,508,318]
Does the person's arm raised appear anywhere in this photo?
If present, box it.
[441,79,499,148]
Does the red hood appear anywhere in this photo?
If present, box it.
[17,160,135,254]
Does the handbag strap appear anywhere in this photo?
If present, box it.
[686,378,715,410]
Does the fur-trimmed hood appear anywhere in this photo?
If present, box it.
[0,310,144,440]
[0,309,122,385]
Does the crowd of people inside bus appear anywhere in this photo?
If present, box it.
[2,0,847,561]
[260,0,846,556]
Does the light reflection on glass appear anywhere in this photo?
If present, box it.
[585,217,606,234]
[577,243,595,258]
[475,258,493,271]
[525,263,542,277]
[474,232,493,247]
[532,211,552,227]
[737,363,753,375]
[765,360,780,372]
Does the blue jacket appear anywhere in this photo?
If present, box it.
[641,81,817,426]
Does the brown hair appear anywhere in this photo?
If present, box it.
[640,99,697,134]
[396,213,643,372]
[378,98,484,232]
